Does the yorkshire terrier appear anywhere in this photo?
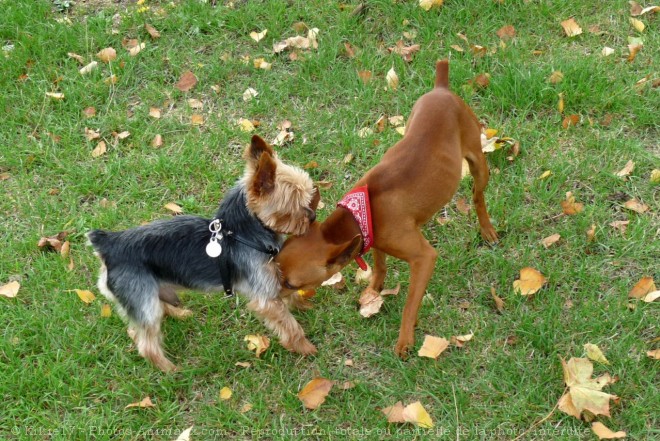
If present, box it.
[88,135,319,372]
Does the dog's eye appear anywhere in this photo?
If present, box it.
[283,280,298,290]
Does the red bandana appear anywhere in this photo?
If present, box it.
[337,185,373,270]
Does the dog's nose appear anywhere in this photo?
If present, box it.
[306,207,316,223]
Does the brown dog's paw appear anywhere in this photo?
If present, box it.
[480,227,499,244]
[394,339,413,359]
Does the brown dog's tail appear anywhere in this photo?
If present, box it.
[434,59,449,88]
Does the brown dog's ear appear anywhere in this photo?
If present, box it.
[246,134,275,161]
[310,186,321,211]
[327,234,363,267]
[250,149,277,197]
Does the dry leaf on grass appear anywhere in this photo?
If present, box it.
[647,349,660,360]
[629,277,655,299]
[297,378,333,410]
[72,289,96,304]
[548,70,564,84]
[491,287,505,312]
[250,29,267,42]
[355,264,372,284]
[382,401,405,423]
[79,61,98,75]
[418,335,449,359]
[91,141,107,158]
[83,106,96,118]
[629,17,645,32]
[151,134,163,148]
[359,288,384,318]
[388,40,420,62]
[144,23,160,39]
[557,357,618,420]
[191,114,204,126]
[68,52,85,64]
[602,47,615,57]
[380,283,400,296]
[584,343,610,365]
[235,361,251,368]
[623,199,648,213]
[450,333,474,348]
[419,0,444,11]
[0,281,20,298]
[125,396,155,409]
[496,25,516,40]
[239,403,252,413]
[561,192,584,215]
[101,303,112,318]
[242,87,258,102]
[219,387,232,401]
[650,169,660,183]
[642,291,660,303]
[321,272,345,290]
[609,220,629,234]
[615,160,635,177]
[38,232,68,252]
[591,422,626,439]
[586,224,596,242]
[386,67,399,90]
[97,47,117,63]
[164,202,183,214]
[244,334,270,358]
[402,401,434,428]
[562,114,580,129]
[175,71,197,92]
[541,233,561,248]
[627,43,642,62]
[513,267,547,296]
[561,18,583,37]
[46,92,65,100]
[237,118,255,132]
[173,426,193,441]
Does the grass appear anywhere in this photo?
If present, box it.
[1,0,658,439]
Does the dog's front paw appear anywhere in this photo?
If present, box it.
[394,338,413,359]
[480,226,499,244]
[291,338,317,356]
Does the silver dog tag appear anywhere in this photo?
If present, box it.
[206,239,222,258]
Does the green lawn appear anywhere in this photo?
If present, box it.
[1,0,658,440]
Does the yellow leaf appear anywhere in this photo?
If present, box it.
[164,202,183,214]
[548,70,564,84]
[586,224,596,242]
[237,118,255,132]
[584,343,610,365]
[96,47,117,63]
[250,29,268,42]
[253,58,272,70]
[297,378,333,410]
[647,349,660,360]
[561,18,583,37]
[615,160,635,177]
[74,289,96,304]
[513,267,547,296]
[0,281,20,298]
[419,0,443,11]
[191,114,204,126]
[591,422,627,439]
[629,17,645,32]
[418,335,449,359]
[402,401,434,428]
[395,126,406,136]
[557,92,565,114]
[46,92,65,100]
[541,233,561,249]
[538,170,552,180]
[244,334,270,358]
[358,288,384,318]
[642,291,660,303]
[101,304,112,318]
[382,401,405,423]
[386,67,399,90]
[484,128,498,139]
[125,396,155,409]
[219,387,232,400]
[650,169,660,183]
[557,357,617,420]
[450,332,474,348]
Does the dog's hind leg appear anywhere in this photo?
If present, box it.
[159,285,192,319]
[247,298,317,355]
[465,149,498,243]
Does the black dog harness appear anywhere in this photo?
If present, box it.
[206,219,279,297]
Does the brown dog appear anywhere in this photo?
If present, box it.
[276,60,498,357]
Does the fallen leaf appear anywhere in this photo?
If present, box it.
[0,281,20,298]
[191,114,204,126]
[67,52,85,64]
[173,426,193,441]
[164,202,183,214]
[355,264,372,284]
[389,115,405,127]
[584,343,610,365]
[187,98,203,110]
[609,220,629,234]
[450,44,464,52]
[548,70,564,84]
[219,387,232,400]
[321,272,344,288]
[46,92,64,100]
[538,170,552,180]
[125,396,155,409]
[541,233,561,248]
[402,401,434,428]
[627,43,642,62]
[418,335,449,359]
[388,40,421,62]
[358,70,372,84]
[304,160,318,169]
[629,277,655,299]
[602,47,615,56]
[239,403,252,413]
[145,23,160,39]
[74,289,96,304]
[128,42,146,56]
[151,134,163,148]
[380,283,400,296]
[250,29,268,43]
[235,361,251,368]
[175,71,197,92]
[237,118,255,132]
[253,58,272,70]
[386,67,399,90]
[591,422,626,439]
[642,291,660,303]
[586,224,596,242]
[83,106,96,118]
[471,73,490,88]
[615,160,635,177]
[358,288,384,318]
[242,87,258,102]
[557,357,618,419]
[104,74,118,85]
[37,232,67,251]
[513,267,547,296]
[114,130,130,140]
[148,107,162,120]
[272,130,293,146]
[561,18,583,37]
[298,378,333,410]
[629,17,645,32]
[558,92,565,114]
[419,0,443,11]
[630,1,643,15]
[491,286,505,312]
[650,169,660,183]
[91,141,107,158]
[647,349,660,359]
[623,199,648,213]
[344,359,353,367]
[450,333,474,348]
[101,304,112,317]
[496,25,516,40]
[244,334,270,358]
[470,44,487,57]
[640,5,660,14]
[97,47,117,63]
[382,401,405,423]
[79,61,98,75]
[561,192,584,215]
[562,114,580,129]
[339,381,355,390]
[456,197,471,214]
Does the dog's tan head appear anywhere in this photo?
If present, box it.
[243,135,318,236]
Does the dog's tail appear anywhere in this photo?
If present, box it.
[434,59,449,89]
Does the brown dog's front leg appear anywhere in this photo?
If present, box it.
[394,239,438,358]
[366,248,388,293]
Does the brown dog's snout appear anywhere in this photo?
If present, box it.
[305,207,316,223]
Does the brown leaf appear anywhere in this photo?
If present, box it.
[145,23,160,39]
[149,107,161,119]
[151,134,163,148]
[128,42,146,56]
[164,202,183,214]
[175,71,197,92]
[647,349,660,359]
[244,334,270,358]
[586,224,596,242]
[471,73,490,88]
[380,283,400,296]
[541,233,561,248]
[450,44,464,52]
[358,70,372,84]
[548,70,564,84]
[627,43,642,62]
[491,286,505,312]
[382,401,405,423]
[418,335,450,359]
[450,333,474,348]
[239,403,253,413]
[60,240,70,259]
[496,25,516,40]
[630,1,643,16]
[235,361,251,368]
[90,140,107,158]
[557,357,618,420]
[97,47,117,63]
[0,281,20,298]
[623,199,648,213]
[561,192,584,215]
[615,160,635,177]
[591,422,626,439]
[629,277,656,299]
[83,107,96,118]
[358,288,384,318]
[513,267,547,296]
[609,220,629,234]
[388,40,420,62]
[38,232,68,251]
[343,42,356,58]
[125,396,155,409]
[338,381,355,390]
[561,18,583,37]
[562,114,580,129]
[456,197,471,214]
[67,52,85,64]
[297,378,333,410]
[191,114,204,126]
